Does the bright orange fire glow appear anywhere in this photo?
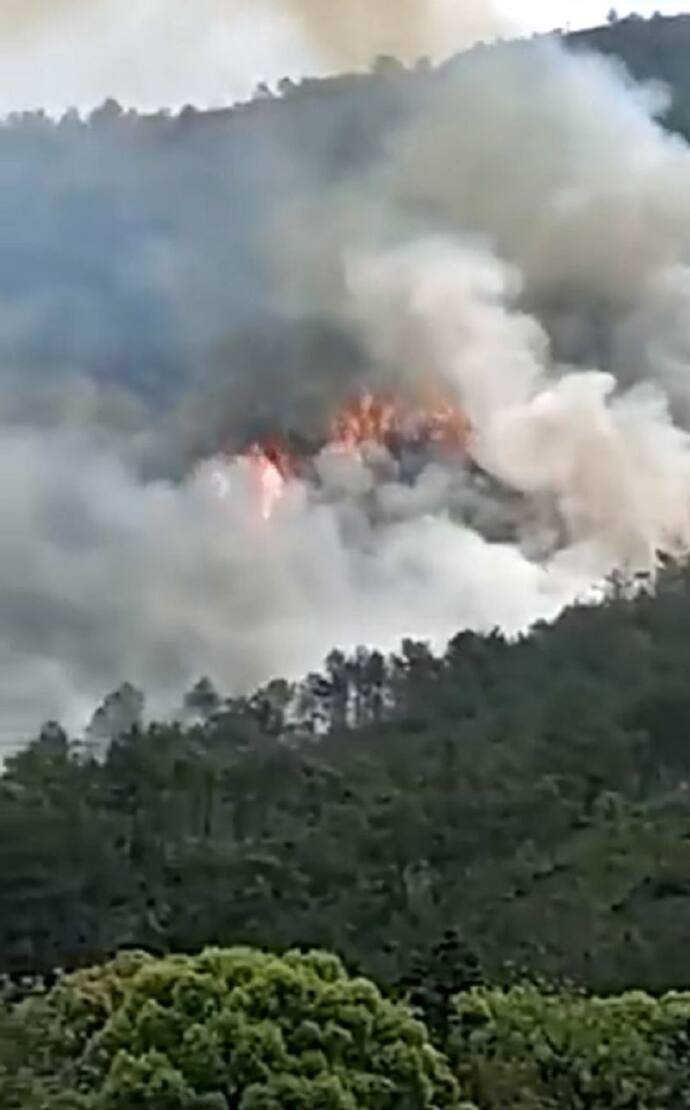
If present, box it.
[244,443,290,521]
[230,389,472,521]
[330,389,473,455]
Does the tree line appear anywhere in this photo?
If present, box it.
[4,562,690,1000]
[5,15,690,1104]
[5,943,690,1108]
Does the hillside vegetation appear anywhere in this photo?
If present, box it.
[5,13,690,1108]
[4,562,690,997]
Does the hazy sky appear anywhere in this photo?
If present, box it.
[0,1,686,114]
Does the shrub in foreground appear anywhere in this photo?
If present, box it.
[1,947,464,1110]
[451,983,690,1109]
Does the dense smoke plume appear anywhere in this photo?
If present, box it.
[0,0,501,104]
[4,29,690,744]
[280,0,500,66]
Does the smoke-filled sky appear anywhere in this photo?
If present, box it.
[4,3,690,747]
[0,1,685,113]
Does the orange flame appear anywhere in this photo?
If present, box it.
[244,443,290,521]
[330,389,472,455]
[223,389,472,522]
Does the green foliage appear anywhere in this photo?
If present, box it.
[397,931,484,1047]
[451,984,690,1109]
[0,980,93,1110]
[1,948,462,1110]
[7,18,690,1000]
[8,566,690,995]
[6,14,690,1106]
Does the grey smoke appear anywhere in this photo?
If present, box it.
[4,34,690,744]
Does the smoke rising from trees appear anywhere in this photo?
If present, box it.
[4,26,690,741]
[278,0,500,66]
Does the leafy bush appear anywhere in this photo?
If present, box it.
[1,947,464,1110]
[450,983,690,1109]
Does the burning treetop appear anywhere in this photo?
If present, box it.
[232,389,474,521]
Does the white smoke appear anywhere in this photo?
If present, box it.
[0,0,501,115]
[0,418,579,747]
[381,41,690,410]
[8,230,685,747]
[7,32,690,744]
[347,237,690,576]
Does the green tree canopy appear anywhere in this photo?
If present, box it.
[2,947,464,1110]
[451,983,690,1109]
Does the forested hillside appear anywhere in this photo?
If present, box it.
[4,561,690,999]
[4,0,690,1003]
[7,563,690,1107]
[6,12,690,1109]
